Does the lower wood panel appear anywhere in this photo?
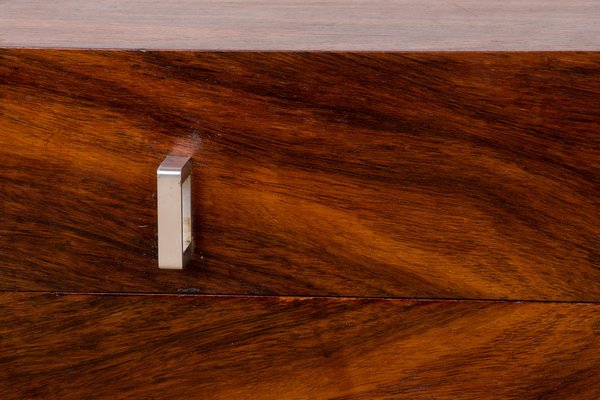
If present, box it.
[0,293,598,399]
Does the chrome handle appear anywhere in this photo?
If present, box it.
[157,156,193,269]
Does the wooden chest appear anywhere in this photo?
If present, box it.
[1,1,599,398]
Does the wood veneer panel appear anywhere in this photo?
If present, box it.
[1,50,599,300]
[1,1,600,50]
[0,293,598,399]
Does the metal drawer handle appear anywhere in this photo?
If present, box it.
[157,156,193,269]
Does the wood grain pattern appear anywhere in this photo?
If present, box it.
[1,50,599,300]
[0,293,598,399]
[2,0,600,51]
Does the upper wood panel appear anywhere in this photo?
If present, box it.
[1,1,600,50]
[0,50,599,300]
[1,293,598,399]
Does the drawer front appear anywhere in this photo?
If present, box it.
[1,50,599,300]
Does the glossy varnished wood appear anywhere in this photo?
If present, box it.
[1,1,600,50]
[0,293,598,399]
[0,50,599,300]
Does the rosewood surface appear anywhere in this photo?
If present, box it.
[1,50,599,300]
[1,293,598,399]
[2,2,599,398]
